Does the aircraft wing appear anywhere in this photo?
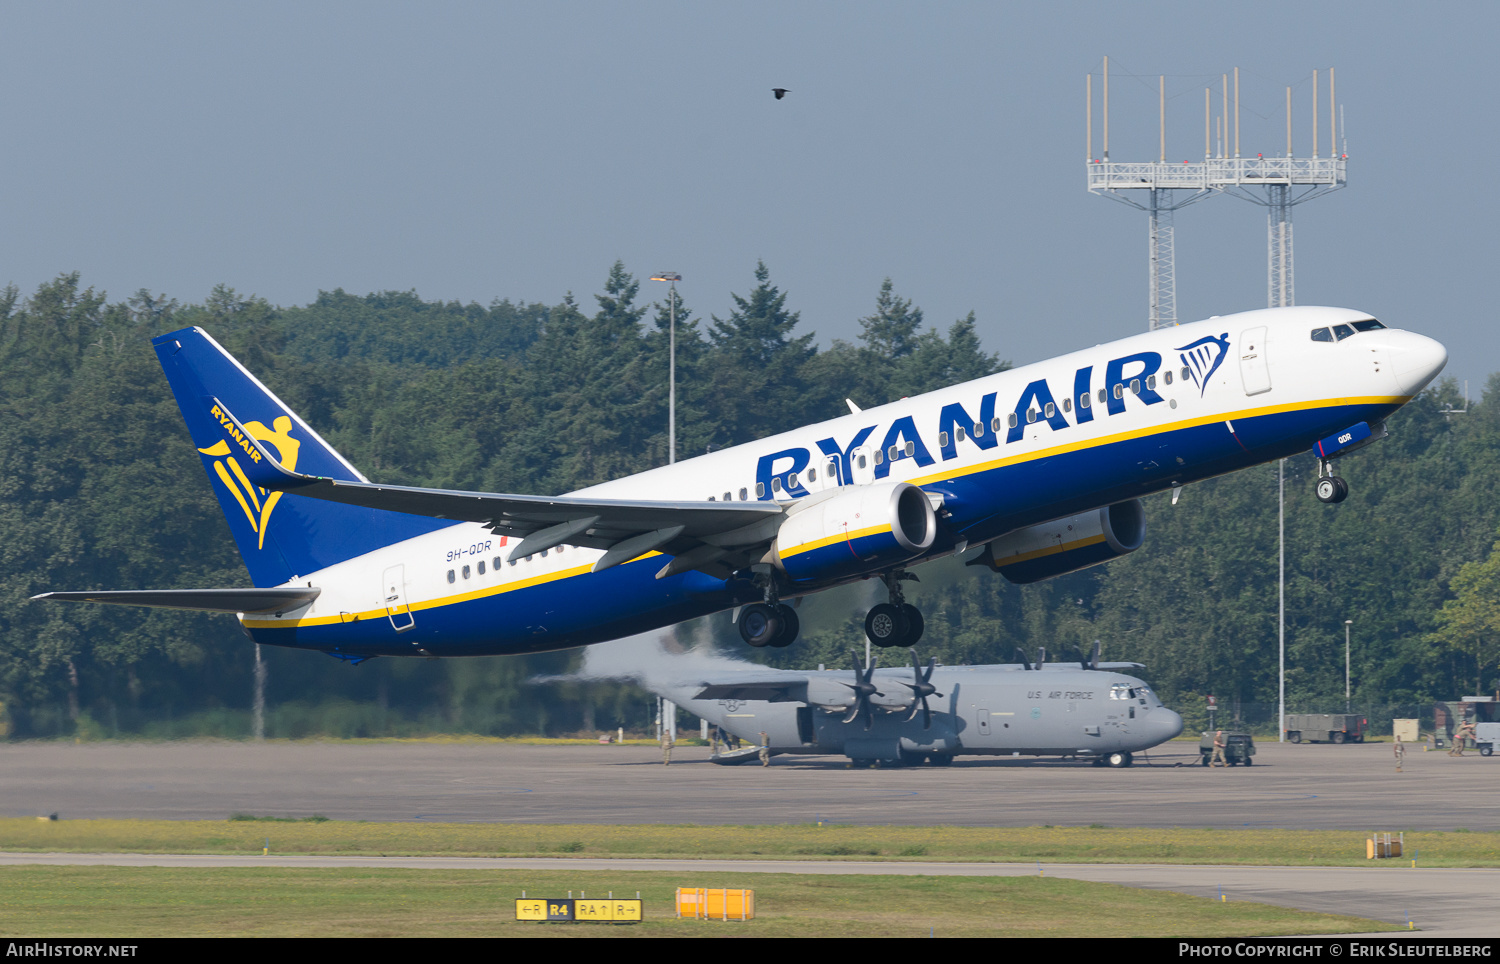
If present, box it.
[693,678,810,703]
[213,398,783,579]
[31,588,320,614]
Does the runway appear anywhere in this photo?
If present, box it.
[3,738,1496,829]
[4,739,1498,938]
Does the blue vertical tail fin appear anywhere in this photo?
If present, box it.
[153,327,457,587]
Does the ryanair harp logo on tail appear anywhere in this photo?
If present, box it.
[199,407,302,550]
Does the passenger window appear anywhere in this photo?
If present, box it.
[1080,393,1091,409]
[708,495,715,501]
[446,570,455,584]
[1113,384,1123,399]
[972,422,984,437]
[788,472,799,489]
[856,455,867,469]
[888,445,899,461]
[477,561,486,575]
[938,432,950,447]
[874,450,884,465]
[1062,398,1071,413]
[1044,402,1055,418]
[1164,370,1173,385]
[1146,375,1156,390]
[1181,366,1190,380]
[954,427,965,442]
[1098,388,1108,404]
[493,556,502,570]
[807,468,817,482]
[540,548,548,557]
[1130,379,1141,394]
[1007,413,1018,428]
[740,487,748,500]
[1333,324,1354,341]
[904,441,915,457]
[771,477,783,493]
[1311,327,1333,342]
[991,416,1003,433]
[462,565,471,579]
[756,482,765,497]
[723,492,732,502]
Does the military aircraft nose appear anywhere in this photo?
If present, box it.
[1388,330,1448,397]
[1155,707,1184,742]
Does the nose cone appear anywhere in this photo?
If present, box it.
[1154,707,1185,744]
[1388,331,1448,397]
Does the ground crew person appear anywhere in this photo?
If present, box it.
[759,731,770,767]
[1394,734,1404,772]
[1210,730,1227,767]
[1450,721,1476,756]
[661,730,673,765]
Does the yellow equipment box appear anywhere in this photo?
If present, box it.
[676,887,755,920]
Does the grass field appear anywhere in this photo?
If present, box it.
[1,818,1494,867]
[0,866,1399,938]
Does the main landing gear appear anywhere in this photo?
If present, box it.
[739,565,799,648]
[865,570,925,649]
[1314,459,1349,504]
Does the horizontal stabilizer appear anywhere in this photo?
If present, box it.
[33,588,321,614]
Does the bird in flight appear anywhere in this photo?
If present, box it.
[772,88,790,100]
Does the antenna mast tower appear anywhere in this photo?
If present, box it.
[1087,60,1347,326]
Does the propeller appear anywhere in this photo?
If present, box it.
[841,650,883,730]
[902,649,944,729]
[1015,648,1032,671]
[1085,639,1101,671]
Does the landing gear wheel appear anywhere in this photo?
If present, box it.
[927,753,953,767]
[1105,751,1133,768]
[899,604,925,647]
[769,605,799,648]
[739,603,783,648]
[1315,476,1349,504]
[865,603,910,648]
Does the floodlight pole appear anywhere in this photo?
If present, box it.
[1345,619,1353,712]
[651,273,682,464]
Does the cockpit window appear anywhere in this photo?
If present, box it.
[1313,319,1386,342]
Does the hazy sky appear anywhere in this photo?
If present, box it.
[4,1,1495,388]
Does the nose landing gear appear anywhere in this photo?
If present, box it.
[1314,460,1349,504]
[865,570,925,648]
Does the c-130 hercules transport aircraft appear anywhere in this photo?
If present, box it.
[37,306,1445,660]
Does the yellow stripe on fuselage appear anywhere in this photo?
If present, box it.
[241,552,663,629]
[909,394,1406,489]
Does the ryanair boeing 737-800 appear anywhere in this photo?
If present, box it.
[36,306,1446,660]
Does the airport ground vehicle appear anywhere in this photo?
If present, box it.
[1199,730,1255,765]
[1285,713,1364,744]
[1474,722,1499,757]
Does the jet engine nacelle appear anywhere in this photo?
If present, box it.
[772,481,936,583]
[974,500,1146,584]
